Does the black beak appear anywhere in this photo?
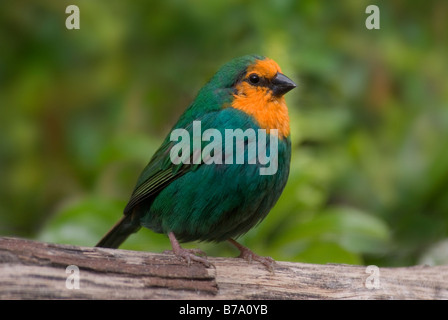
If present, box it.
[271,72,297,96]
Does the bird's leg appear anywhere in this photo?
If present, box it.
[167,232,213,268]
[228,238,276,272]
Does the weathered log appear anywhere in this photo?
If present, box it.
[0,237,447,299]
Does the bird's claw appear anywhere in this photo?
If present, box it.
[228,238,276,273]
[238,250,276,273]
[167,232,214,268]
[173,248,214,268]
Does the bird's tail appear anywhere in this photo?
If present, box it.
[96,213,141,249]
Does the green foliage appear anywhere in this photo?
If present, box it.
[1,1,448,266]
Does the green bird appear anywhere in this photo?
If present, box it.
[96,55,296,269]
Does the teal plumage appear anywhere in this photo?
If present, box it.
[96,55,296,269]
[141,108,291,242]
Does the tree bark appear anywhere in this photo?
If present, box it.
[0,237,447,299]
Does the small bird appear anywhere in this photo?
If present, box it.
[96,55,296,270]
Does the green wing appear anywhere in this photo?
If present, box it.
[123,103,256,216]
[122,117,204,215]
[123,142,187,215]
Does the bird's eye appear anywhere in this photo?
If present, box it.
[248,73,260,84]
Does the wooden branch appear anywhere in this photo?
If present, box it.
[1,237,447,299]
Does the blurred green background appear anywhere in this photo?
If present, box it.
[1,0,447,267]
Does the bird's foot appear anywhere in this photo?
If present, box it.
[167,232,214,268]
[238,249,276,271]
[172,248,213,268]
[228,238,276,273]
[163,247,207,257]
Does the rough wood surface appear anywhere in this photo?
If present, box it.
[0,237,447,299]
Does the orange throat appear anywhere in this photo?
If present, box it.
[229,57,291,139]
[231,83,290,139]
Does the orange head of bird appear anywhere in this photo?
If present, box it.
[230,56,296,139]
